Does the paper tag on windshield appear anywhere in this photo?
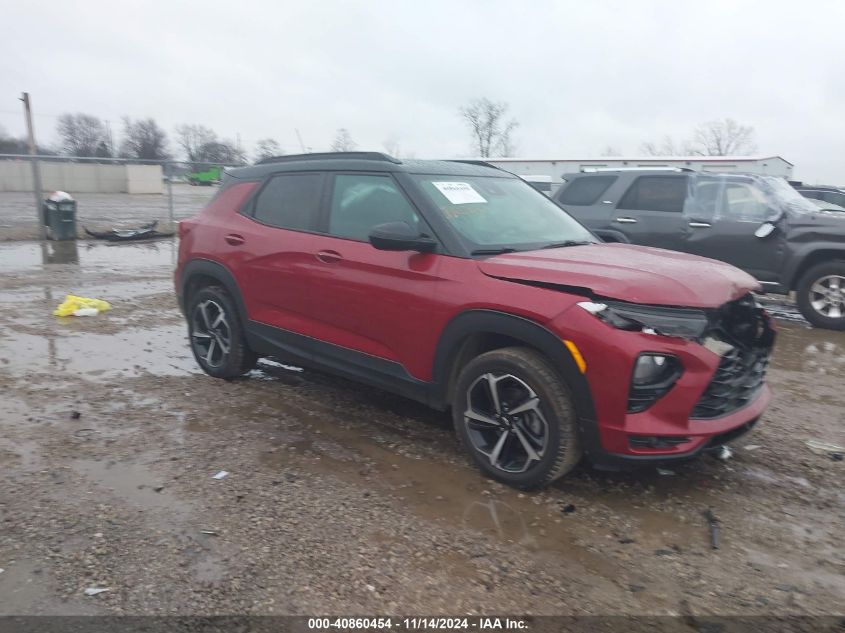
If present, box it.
[432,181,487,204]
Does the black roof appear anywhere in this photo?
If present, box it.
[227,152,511,180]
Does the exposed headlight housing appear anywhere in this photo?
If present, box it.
[577,300,709,340]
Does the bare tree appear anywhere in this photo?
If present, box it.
[254,138,282,162]
[640,119,757,157]
[459,98,519,158]
[331,128,357,152]
[119,117,169,160]
[202,140,246,165]
[174,124,245,165]
[56,113,111,157]
[0,125,25,154]
[689,118,757,156]
[175,124,217,162]
[600,145,622,157]
[382,135,401,158]
[639,135,693,156]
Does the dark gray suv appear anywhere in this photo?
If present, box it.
[554,169,845,330]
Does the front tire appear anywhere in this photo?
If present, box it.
[188,285,257,378]
[796,261,845,330]
[452,347,582,489]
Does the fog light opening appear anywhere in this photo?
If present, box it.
[628,354,682,413]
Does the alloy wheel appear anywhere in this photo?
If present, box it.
[191,299,231,368]
[463,372,549,474]
[809,274,845,319]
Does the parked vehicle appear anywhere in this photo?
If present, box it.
[188,166,222,186]
[520,174,554,196]
[176,153,773,489]
[792,183,845,210]
[554,169,845,329]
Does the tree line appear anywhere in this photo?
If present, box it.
[0,115,285,165]
[0,102,758,163]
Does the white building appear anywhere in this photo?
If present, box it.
[485,155,793,193]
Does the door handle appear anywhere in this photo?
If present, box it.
[224,233,245,246]
[615,217,638,224]
[688,222,712,228]
[316,250,342,263]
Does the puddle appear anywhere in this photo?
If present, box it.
[0,323,199,380]
[70,458,192,521]
[771,321,845,376]
[0,558,96,615]
[253,397,694,575]
[0,240,175,274]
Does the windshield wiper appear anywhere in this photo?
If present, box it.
[470,247,519,256]
[540,240,593,249]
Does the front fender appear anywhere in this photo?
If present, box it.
[429,309,596,425]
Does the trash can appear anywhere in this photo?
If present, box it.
[43,192,77,241]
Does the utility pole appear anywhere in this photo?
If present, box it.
[20,92,46,240]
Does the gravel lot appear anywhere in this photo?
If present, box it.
[0,240,843,619]
[0,186,216,240]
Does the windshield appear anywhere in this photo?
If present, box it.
[412,175,596,252]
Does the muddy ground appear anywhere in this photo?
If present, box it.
[0,186,216,241]
[0,240,843,617]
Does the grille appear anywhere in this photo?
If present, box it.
[692,343,770,419]
[692,294,774,420]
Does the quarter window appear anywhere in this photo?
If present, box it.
[618,176,687,212]
[328,174,419,241]
[558,176,617,206]
[253,173,323,231]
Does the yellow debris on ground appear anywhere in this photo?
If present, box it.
[53,295,112,317]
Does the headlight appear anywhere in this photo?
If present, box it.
[577,300,709,339]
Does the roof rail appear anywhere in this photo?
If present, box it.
[447,159,502,170]
[580,166,695,173]
[256,152,402,165]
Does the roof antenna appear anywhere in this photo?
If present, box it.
[295,128,307,153]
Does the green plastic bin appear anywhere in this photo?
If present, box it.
[43,199,77,241]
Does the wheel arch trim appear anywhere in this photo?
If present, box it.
[430,310,597,424]
[785,245,845,289]
[179,258,249,323]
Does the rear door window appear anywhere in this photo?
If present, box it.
[618,176,687,212]
[252,173,324,231]
[558,176,617,205]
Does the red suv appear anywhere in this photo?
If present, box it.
[176,152,775,489]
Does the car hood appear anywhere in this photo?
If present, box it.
[787,210,845,231]
[476,243,760,308]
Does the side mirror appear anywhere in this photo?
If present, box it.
[755,222,777,238]
[369,222,436,253]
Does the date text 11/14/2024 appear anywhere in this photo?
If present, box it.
[307,617,528,630]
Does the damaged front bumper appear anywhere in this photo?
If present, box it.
[552,293,775,469]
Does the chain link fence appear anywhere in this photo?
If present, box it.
[0,155,242,240]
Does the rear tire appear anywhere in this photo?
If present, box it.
[188,285,257,379]
[452,347,582,489]
[796,261,845,330]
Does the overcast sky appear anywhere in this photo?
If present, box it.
[2,0,843,183]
